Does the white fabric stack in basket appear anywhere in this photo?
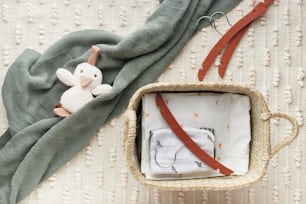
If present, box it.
[141,92,251,180]
[149,127,215,178]
[125,83,299,191]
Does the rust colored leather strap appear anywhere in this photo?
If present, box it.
[198,0,274,80]
[155,93,233,175]
[218,25,249,78]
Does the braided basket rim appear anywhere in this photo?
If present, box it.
[124,82,282,191]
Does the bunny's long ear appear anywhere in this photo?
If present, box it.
[88,45,100,66]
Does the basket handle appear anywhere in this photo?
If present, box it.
[261,112,299,158]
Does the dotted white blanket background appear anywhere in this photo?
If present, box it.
[0,0,305,203]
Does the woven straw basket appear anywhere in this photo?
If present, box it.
[124,83,299,191]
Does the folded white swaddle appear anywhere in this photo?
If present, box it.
[141,92,251,180]
[150,127,215,178]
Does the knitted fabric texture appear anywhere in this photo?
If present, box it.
[0,0,240,203]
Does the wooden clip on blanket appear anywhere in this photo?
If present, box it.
[198,0,274,80]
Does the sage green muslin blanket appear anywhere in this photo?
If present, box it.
[0,0,240,203]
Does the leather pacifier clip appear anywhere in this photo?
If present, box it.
[198,0,274,80]
[155,93,233,175]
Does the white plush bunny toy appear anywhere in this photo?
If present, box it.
[54,46,112,117]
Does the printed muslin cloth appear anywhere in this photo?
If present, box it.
[141,92,251,179]
[150,127,215,178]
